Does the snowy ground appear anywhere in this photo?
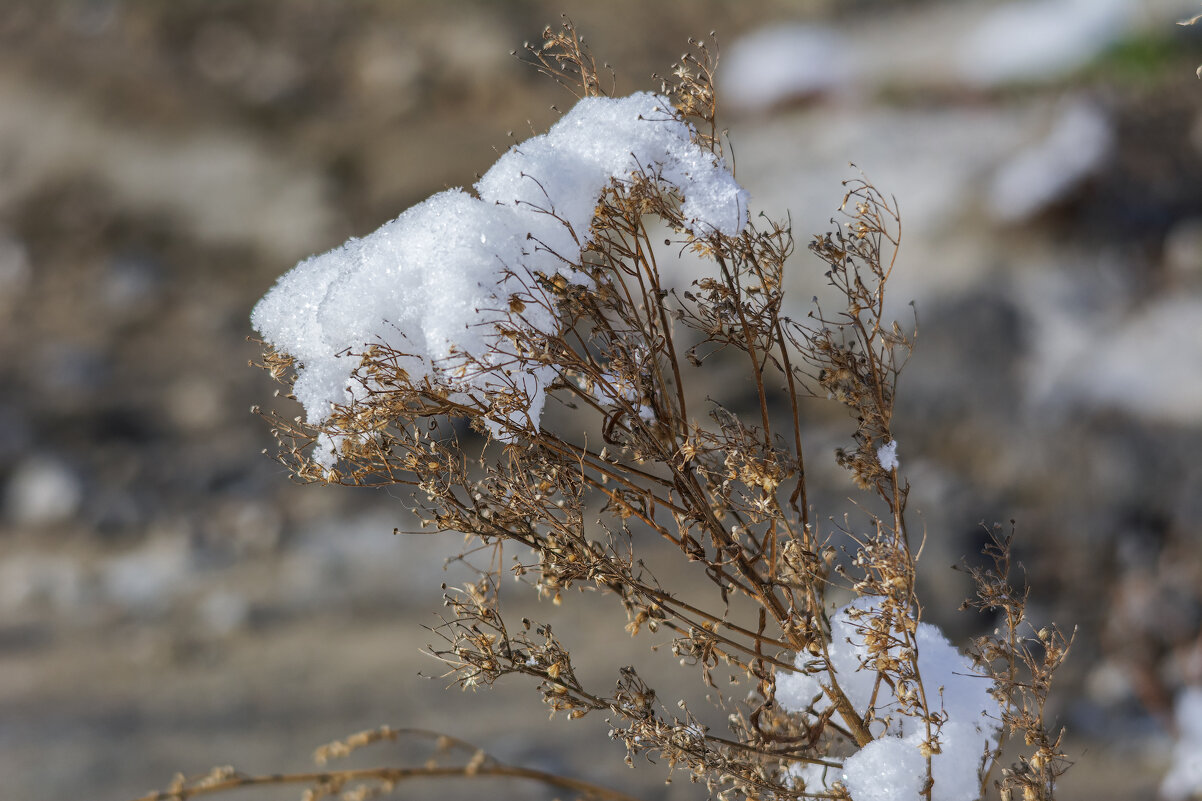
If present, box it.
[0,1,1200,799]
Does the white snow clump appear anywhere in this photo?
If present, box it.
[876,440,899,472]
[778,597,999,801]
[251,92,748,466]
[1161,686,1202,801]
[840,736,928,801]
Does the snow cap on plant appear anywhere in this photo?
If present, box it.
[252,91,747,467]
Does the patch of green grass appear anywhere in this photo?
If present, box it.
[1087,31,1196,82]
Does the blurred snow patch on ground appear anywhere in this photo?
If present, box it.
[100,529,194,613]
[0,552,85,613]
[987,100,1113,222]
[721,104,1041,309]
[729,106,1031,234]
[1161,686,1202,800]
[727,1,1195,99]
[1025,285,1202,425]
[958,0,1133,87]
[719,24,852,112]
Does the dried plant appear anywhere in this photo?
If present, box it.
[145,20,1073,801]
[960,526,1075,801]
[128,727,646,801]
[1180,9,1202,78]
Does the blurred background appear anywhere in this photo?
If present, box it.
[0,1,1200,799]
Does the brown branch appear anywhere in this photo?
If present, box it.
[129,763,646,801]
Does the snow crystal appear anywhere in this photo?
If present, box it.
[1162,686,1202,801]
[877,440,899,472]
[252,92,748,466]
[778,598,999,801]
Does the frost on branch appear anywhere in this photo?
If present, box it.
[251,91,747,466]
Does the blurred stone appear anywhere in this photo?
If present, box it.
[57,0,118,38]
[102,254,162,320]
[0,552,86,613]
[0,232,30,306]
[0,79,336,260]
[351,30,422,116]
[242,46,302,105]
[0,403,32,461]
[223,500,282,557]
[192,20,257,86]
[418,15,513,89]
[1190,109,1202,155]
[34,343,108,396]
[278,511,461,611]
[197,589,250,637]
[1164,218,1202,285]
[1086,659,1138,707]
[165,375,224,432]
[99,527,193,614]
[4,455,83,526]
[89,488,145,540]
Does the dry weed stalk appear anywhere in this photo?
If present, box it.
[129,727,645,801]
[961,527,1074,801]
[150,20,1071,801]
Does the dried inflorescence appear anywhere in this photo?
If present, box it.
[219,20,1075,801]
[961,526,1074,801]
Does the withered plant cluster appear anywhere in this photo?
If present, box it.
[961,527,1074,801]
[154,22,1071,801]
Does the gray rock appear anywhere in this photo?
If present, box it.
[4,455,83,527]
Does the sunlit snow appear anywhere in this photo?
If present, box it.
[778,598,999,801]
[252,92,748,466]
